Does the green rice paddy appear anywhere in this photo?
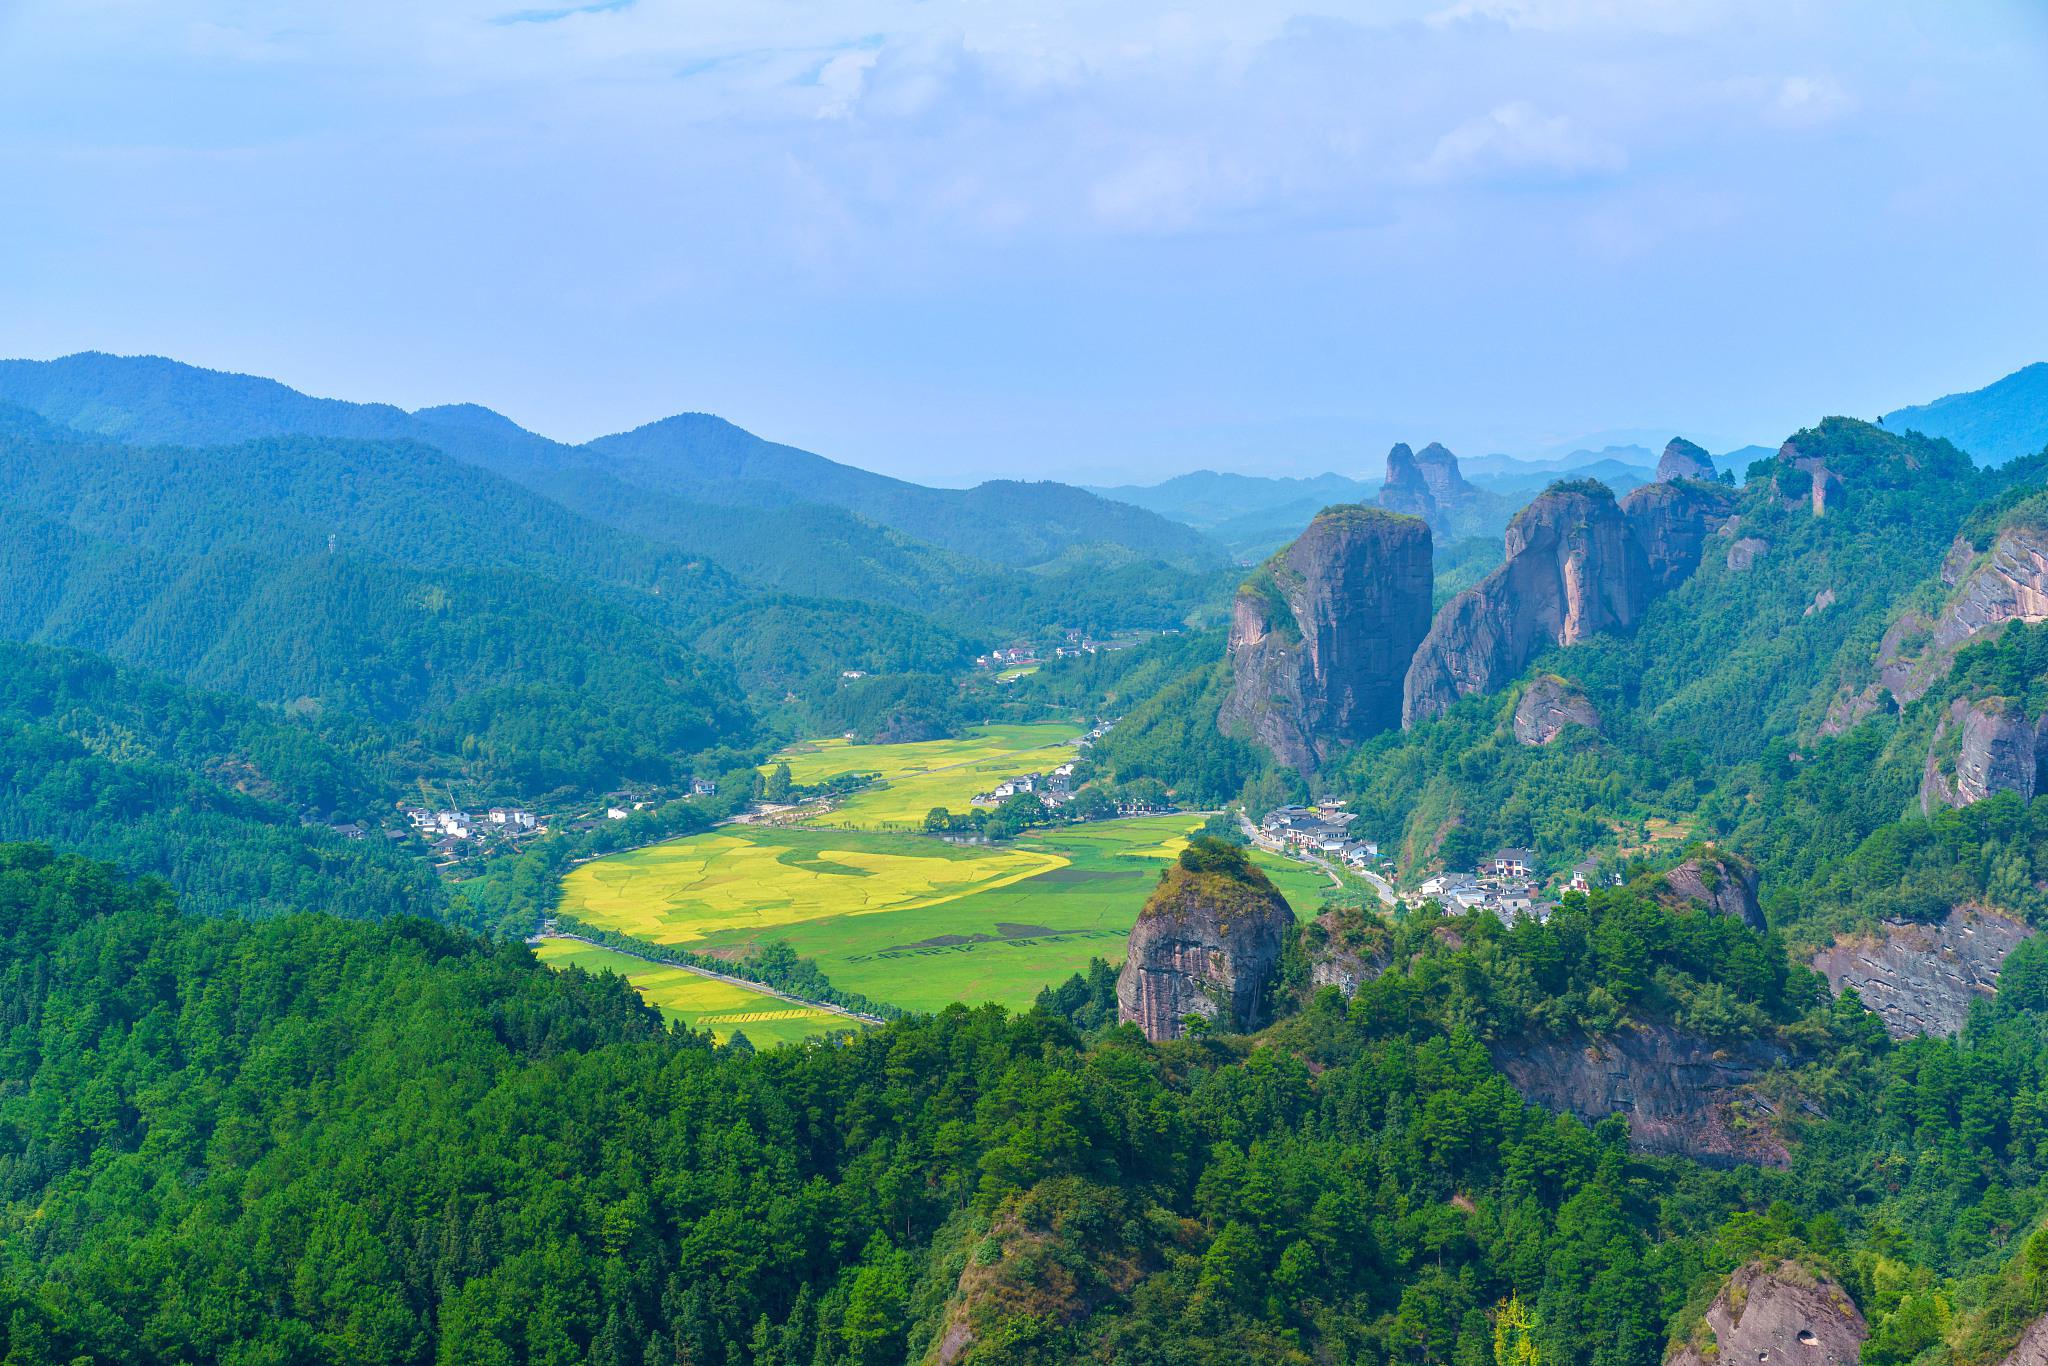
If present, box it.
[559,797,1339,1014]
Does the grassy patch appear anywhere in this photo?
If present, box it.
[531,938,854,1047]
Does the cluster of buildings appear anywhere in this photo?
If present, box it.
[399,805,543,862]
[971,760,1078,809]
[1258,802,1382,870]
[1415,849,1576,924]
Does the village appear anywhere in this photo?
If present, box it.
[1253,802,1615,923]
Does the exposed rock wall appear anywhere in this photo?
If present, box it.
[1511,674,1600,745]
[1403,484,1650,726]
[1376,441,1507,540]
[1116,863,1296,1041]
[1306,906,1391,996]
[1655,436,1716,482]
[1621,479,1738,591]
[1656,850,1764,930]
[1812,905,2033,1038]
[1218,506,1432,773]
[1490,1022,1790,1166]
[1667,1261,1867,1366]
[1997,1313,2048,1366]
[1920,696,2044,812]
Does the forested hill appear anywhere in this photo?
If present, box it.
[0,414,756,796]
[0,353,1227,586]
[14,834,2048,1364]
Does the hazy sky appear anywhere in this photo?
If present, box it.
[2,1,2044,484]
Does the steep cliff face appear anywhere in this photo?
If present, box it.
[1621,479,1739,591]
[1116,859,1296,1042]
[1376,441,1507,540]
[1921,696,2044,812]
[1511,674,1600,745]
[1376,443,1433,520]
[1655,850,1764,930]
[1667,1261,1868,1366]
[1218,506,1432,773]
[1403,484,1651,726]
[1489,1022,1790,1167]
[1655,436,1716,482]
[1813,905,2034,1038]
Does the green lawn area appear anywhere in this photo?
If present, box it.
[768,722,1084,831]
[531,938,855,1048]
[558,810,1339,1015]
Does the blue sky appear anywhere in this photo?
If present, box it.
[1,0,2043,484]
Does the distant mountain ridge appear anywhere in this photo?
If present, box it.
[0,353,1225,579]
[1884,361,2048,466]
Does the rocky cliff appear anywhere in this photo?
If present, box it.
[1511,674,1600,745]
[1667,1261,1867,1366]
[1116,852,1296,1042]
[1921,696,2044,812]
[1812,904,2033,1038]
[1620,479,1739,591]
[1489,1022,1790,1166]
[1218,506,1432,773]
[1655,436,1716,482]
[1377,441,1507,541]
[1403,483,1651,726]
[1998,1314,2048,1366]
[1654,849,1765,930]
[1305,905,1391,996]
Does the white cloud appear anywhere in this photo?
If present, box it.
[1768,73,1854,125]
[1416,101,1624,184]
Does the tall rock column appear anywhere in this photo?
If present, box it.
[1218,505,1432,774]
[1116,841,1297,1042]
[1403,482,1649,726]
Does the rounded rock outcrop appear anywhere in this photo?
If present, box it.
[1511,674,1599,745]
[1655,436,1717,482]
[1667,1260,1866,1366]
[1115,840,1296,1042]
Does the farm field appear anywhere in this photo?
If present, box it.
[767,722,1085,831]
[531,938,854,1047]
[559,811,1339,1014]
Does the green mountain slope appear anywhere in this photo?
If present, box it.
[1886,361,2048,465]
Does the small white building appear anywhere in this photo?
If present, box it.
[606,807,629,821]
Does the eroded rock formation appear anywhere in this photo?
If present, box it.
[1655,436,1716,482]
[1489,1022,1790,1167]
[1667,1261,1867,1366]
[1116,855,1296,1042]
[1655,849,1765,931]
[1998,1313,2048,1365]
[1812,905,2033,1038]
[1306,906,1391,996]
[1725,535,1769,572]
[1511,674,1600,745]
[1218,506,1432,773]
[1621,479,1739,591]
[1921,696,2044,812]
[1376,441,1507,540]
[1826,524,2048,734]
[1403,483,1651,726]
